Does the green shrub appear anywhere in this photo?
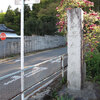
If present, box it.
[85,51,100,82]
[97,43,100,52]
[57,95,74,100]
[61,77,67,85]
[51,89,58,99]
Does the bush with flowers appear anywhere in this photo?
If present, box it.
[56,0,100,82]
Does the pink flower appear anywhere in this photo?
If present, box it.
[58,29,62,32]
[56,7,59,10]
[90,2,94,6]
[89,27,94,30]
[90,24,96,27]
[83,0,94,6]
[91,48,94,52]
[56,14,60,17]
[56,22,59,26]
[83,0,87,2]
[95,41,99,43]
[67,8,72,10]
[89,13,98,16]
[84,11,87,14]
[85,24,88,26]
[77,2,80,4]
[59,21,64,26]
[60,26,63,29]
[86,3,89,6]
[89,8,91,11]
[97,17,100,20]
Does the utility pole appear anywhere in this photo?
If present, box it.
[15,0,40,99]
[21,0,24,100]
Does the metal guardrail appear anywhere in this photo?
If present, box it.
[0,54,67,81]
[0,54,67,100]
[25,68,67,100]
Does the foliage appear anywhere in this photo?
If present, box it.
[4,6,15,23]
[24,4,31,20]
[51,89,73,100]
[0,0,99,36]
[0,0,61,35]
[83,9,100,51]
[37,2,58,18]
[25,16,57,35]
[56,0,94,32]
[25,17,36,35]
[97,43,100,52]
[51,89,58,99]
[56,0,100,52]
[0,13,5,23]
[40,16,57,35]
[25,0,60,36]
[89,0,100,12]
[56,0,100,82]
[61,77,67,85]
[57,95,74,100]
[85,50,100,82]
[2,6,20,34]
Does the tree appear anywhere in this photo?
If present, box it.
[25,15,57,36]
[39,16,57,35]
[24,4,31,20]
[0,13,5,24]
[25,17,37,35]
[4,6,15,23]
[1,0,61,36]
[37,2,58,18]
[89,0,100,12]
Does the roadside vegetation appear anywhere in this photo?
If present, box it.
[85,43,100,83]
[56,0,100,84]
[48,0,100,99]
[50,77,74,100]
[0,0,61,36]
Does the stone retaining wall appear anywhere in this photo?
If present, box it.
[0,35,66,58]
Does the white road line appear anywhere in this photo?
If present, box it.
[3,67,47,86]
[25,67,47,78]
[4,75,21,85]
[15,59,20,62]
[50,58,61,63]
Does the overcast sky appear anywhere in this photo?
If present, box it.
[0,0,39,12]
[0,0,20,12]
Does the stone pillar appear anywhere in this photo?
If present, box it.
[67,8,84,90]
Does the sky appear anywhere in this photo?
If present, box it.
[0,0,40,12]
[0,0,20,12]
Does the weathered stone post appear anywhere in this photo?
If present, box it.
[67,8,84,90]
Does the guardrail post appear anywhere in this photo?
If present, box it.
[67,8,84,90]
[61,56,64,78]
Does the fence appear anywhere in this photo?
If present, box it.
[0,54,67,100]
[0,35,66,58]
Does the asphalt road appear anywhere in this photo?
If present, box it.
[0,47,67,100]
[0,47,67,77]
